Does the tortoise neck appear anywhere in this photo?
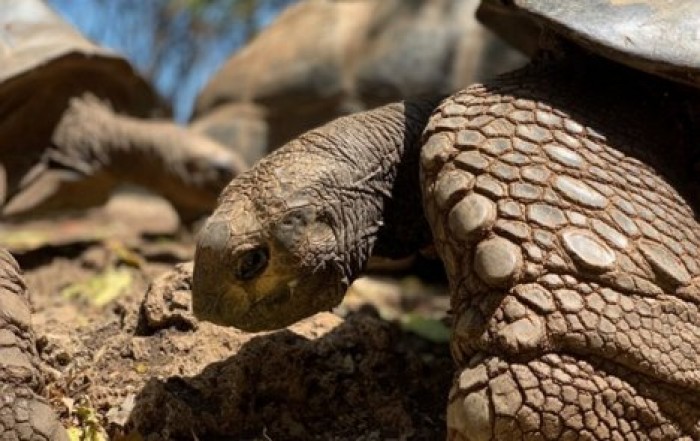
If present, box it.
[234,98,439,285]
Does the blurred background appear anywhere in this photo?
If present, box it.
[1,0,528,230]
[48,0,522,134]
[1,0,528,243]
[48,0,297,122]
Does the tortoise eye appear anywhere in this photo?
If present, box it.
[235,247,269,281]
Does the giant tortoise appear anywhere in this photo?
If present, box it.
[0,0,246,223]
[154,1,700,439]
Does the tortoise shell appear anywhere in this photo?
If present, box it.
[477,0,700,88]
[0,0,163,205]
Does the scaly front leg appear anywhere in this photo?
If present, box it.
[421,59,700,440]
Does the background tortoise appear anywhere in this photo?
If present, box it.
[190,0,525,165]
[0,0,246,223]
[158,0,700,439]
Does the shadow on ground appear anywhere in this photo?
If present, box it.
[127,310,452,440]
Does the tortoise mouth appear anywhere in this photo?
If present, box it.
[192,279,345,333]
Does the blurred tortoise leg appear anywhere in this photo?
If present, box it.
[0,250,68,440]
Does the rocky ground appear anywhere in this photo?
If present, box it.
[1,191,453,441]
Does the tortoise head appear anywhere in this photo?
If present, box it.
[191,100,435,331]
[191,141,349,332]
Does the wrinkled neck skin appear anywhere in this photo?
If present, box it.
[193,99,439,331]
[228,98,437,282]
[51,94,245,222]
[291,99,438,277]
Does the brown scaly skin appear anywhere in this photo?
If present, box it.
[425,59,700,440]
[190,55,700,439]
[2,94,247,223]
[0,249,68,440]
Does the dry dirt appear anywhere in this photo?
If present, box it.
[1,192,453,441]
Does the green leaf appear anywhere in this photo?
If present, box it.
[66,405,109,441]
[61,267,133,307]
[400,314,450,343]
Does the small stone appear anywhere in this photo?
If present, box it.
[612,196,637,216]
[528,204,567,229]
[434,169,474,208]
[561,229,617,272]
[553,176,608,209]
[554,131,583,150]
[589,166,614,183]
[512,365,540,389]
[474,237,522,287]
[449,193,496,240]
[533,230,557,250]
[638,239,691,286]
[470,115,494,128]
[503,299,529,321]
[523,243,544,262]
[544,145,584,168]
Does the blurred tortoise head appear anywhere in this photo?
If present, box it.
[190,0,700,438]
[0,0,246,223]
